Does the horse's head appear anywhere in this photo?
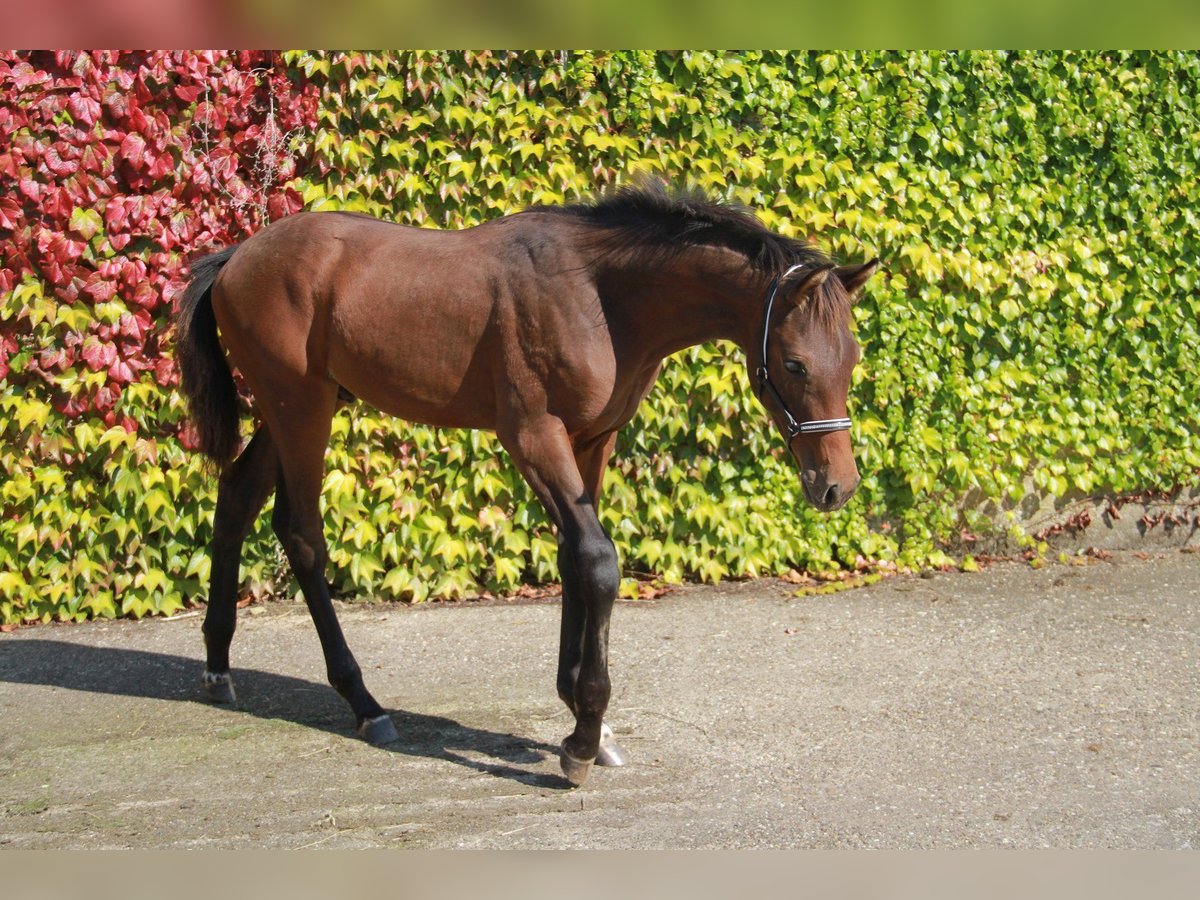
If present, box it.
[751,260,878,512]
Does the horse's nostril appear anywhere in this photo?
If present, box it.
[822,484,840,508]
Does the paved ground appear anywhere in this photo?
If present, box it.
[1,549,1197,849]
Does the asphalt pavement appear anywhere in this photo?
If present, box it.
[1,549,1197,848]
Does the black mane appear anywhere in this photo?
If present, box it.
[545,182,832,275]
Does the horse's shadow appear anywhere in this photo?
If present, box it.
[0,638,569,789]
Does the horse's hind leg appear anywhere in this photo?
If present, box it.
[268,383,398,745]
[202,426,279,703]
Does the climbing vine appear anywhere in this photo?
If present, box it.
[2,51,1197,623]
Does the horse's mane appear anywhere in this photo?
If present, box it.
[541,183,846,323]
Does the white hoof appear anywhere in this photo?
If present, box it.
[596,721,628,767]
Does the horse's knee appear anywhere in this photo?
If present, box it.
[575,535,619,601]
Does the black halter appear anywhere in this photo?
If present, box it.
[755,264,852,444]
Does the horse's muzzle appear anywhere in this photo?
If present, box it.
[801,472,859,512]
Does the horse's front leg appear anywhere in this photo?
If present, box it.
[556,527,620,785]
[559,432,627,769]
[557,537,627,770]
[501,417,622,786]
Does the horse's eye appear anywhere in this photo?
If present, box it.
[784,359,808,378]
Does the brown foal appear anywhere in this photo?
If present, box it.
[176,185,878,786]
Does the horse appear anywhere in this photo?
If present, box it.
[175,183,878,786]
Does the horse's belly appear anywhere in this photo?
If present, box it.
[329,340,498,431]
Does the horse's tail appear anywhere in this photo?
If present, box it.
[175,245,242,471]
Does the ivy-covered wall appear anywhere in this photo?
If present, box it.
[2,51,1198,624]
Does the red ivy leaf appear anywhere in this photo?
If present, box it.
[174,84,203,104]
[129,282,159,310]
[60,274,83,303]
[70,52,96,81]
[177,421,200,451]
[126,194,150,225]
[38,347,68,371]
[95,383,119,413]
[18,175,42,202]
[103,196,128,232]
[42,187,74,221]
[147,150,174,180]
[118,132,146,165]
[81,337,118,371]
[162,277,188,306]
[193,100,227,133]
[41,258,71,287]
[42,145,80,178]
[117,311,146,340]
[126,103,149,134]
[67,94,101,127]
[153,356,176,385]
[102,87,130,120]
[120,257,147,287]
[78,141,110,174]
[11,62,50,90]
[267,188,304,220]
[55,392,88,418]
[83,275,117,303]
[107,358,134,384]
[40,231,86,266]
[0,196,21,229]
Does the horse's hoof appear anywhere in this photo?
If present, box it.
[560,741,595,786]
[596,722,628,767]
[358,714,399,746]
[202,670,236,704]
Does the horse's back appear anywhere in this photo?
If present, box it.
[209,210,612,433]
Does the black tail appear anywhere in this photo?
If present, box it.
[175,246,242,470]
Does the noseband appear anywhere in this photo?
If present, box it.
[755,264,852,443]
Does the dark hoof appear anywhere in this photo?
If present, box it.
[202,670,236,704]
[359,714,399,746]
[596,722,628,767]
[560,741,595,787]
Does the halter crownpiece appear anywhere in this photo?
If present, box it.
[755,263,852,442]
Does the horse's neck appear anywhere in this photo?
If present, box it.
[599,249,763,365]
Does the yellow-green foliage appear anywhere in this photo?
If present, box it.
[3,51,1198,623]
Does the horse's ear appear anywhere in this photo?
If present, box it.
[835,259,880,299]
[780,265,832,302]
